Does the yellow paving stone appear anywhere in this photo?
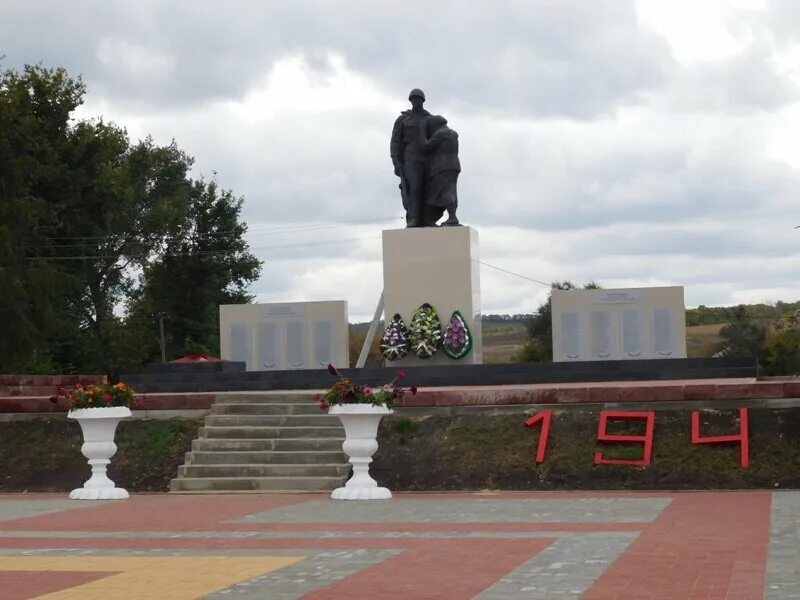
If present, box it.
[0,555,305,600]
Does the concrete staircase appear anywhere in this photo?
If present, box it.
[170,392,350,493]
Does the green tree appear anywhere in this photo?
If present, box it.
[717,305,767,362]
[517,281,601,362]
[46,128,194,372]
[761,327,800,376]
[0,65,85,371]
[129,180,261,361]
[0,64,261,373]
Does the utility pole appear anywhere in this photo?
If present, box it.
[159,316,166,363]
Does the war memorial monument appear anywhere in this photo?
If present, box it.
[1,87,798,600]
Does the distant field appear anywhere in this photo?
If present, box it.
[686,323,725,358]
[482,321,527,364]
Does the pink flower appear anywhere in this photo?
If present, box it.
[102,393,112,403]
[364,387,372,395]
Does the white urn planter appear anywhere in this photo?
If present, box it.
[330,404,393,500]
[68,406,131,500]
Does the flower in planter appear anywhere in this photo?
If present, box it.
[381,314,411,361]
[409,303,442,359]
[51,382,135,411]
[442,310,473,359]
[317,364,416,412]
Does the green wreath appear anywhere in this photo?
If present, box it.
[409,303,442,359]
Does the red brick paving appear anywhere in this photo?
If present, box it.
[0,571,115,599]
[0,494,310,531]
[304,539,552,600]
[583,492,771,600]
[0,491,775,599]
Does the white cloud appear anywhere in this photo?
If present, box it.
[5,0,800,321]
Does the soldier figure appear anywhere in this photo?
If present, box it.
[418,115,460,226]
[390,88,431,227]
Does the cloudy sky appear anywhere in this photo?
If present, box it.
[3,0,800,321]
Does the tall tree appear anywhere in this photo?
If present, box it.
[47,128,194,372]
[0,64,261,373]
[129,180,261,360]
[0,65,84,371]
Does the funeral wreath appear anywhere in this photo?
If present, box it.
[409,302,442,359]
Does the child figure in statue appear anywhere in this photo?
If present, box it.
[418,114,461,226]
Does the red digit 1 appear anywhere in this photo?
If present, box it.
[594,411,655,466]
[524,410,552,463]
[691,408,749,468]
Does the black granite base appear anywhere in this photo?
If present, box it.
[122,357,755,394]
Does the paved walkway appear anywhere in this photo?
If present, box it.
[0,491,795,599]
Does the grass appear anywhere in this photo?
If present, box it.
[372,407,800,490]
[0,419,200,492]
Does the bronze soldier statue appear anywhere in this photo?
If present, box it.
[390,88,431,227]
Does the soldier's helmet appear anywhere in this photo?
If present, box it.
[408,88,426,101]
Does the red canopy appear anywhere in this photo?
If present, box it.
[169,354,224,363]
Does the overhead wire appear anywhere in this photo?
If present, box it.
[478,260,552,287]
[20,234,381,261]
[30,216,400,243]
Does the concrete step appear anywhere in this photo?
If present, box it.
[214,393,320,405]
[200,426,343,439]
[211,403,321,416]
[178,464,350,478]
[187,450,346,465]
[204,414,339,427]
[192,438,344,452]
[169,476,342,492]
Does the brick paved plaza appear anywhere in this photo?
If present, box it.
[0,491,796,599]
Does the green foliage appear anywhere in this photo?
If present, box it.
[517,281,601,363]
[686,301,800,327]
[0,65,85,371]
[761,327,800,376]
[392,417,421,445]
[128,180,261,360]
[0,418,200,492]
[0,64,262,373]
[718,305,767,361]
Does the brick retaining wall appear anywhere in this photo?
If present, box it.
[1,376,799,413]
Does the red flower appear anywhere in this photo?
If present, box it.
[395,369,407,379]
[314,393,322,402]
[327,363,339,376]
[102,393,112,403]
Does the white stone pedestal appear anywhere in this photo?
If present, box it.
[382,226,482,366]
